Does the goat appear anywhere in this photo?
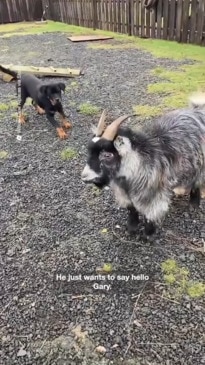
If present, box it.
[81,94,205,236]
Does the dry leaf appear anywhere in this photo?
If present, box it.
[101,228,108,233]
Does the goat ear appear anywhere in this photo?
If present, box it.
[58,83,66,92]
[114,136,132,156]
[39,85,48,95]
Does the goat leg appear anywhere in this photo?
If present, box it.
[127,206,140,233]
[189,185,201,208]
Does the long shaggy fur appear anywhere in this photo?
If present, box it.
[82,93,205,231]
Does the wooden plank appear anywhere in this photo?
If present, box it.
[117,0,121,33]
[127,0,132,35]
[181,0,190,43]
[162,0,169,40]
[150,7,156,38]
[68,35,113,41]
[135,0,140,36]
[141,0,146,37]
[1,65,83,77]
[196,0,205,45]
[130,0,134,35]
[156,0,162,39]
[176,0,183,42]
[113,0,117,32]
[121,0,126,34]
[109,0,113,31]
[105,0,109,31]
[169,0,176,40]
[145,5,150,38]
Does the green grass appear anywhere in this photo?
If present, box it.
[78,103,100,116]
[0,101,18,113]
[60,148,78,160]
[1,21,205,117]
[161,259,205,299]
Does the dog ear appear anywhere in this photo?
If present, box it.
[58,83,66,92]
[39,85,48,95]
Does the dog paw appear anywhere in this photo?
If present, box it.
[18,114,26,124]
[56,127,68,140]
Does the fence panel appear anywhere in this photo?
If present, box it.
[1,0,205,45]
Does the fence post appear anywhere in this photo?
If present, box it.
[92,0,98,30]
[127,0,132,36]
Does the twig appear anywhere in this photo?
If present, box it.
[124,282,148,358]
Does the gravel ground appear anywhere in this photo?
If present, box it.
[0,33,205,365]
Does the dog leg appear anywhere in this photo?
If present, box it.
[18,89,27,124]
[18,111,26,124]
[32,100,45,115]
[56,104,72,129]
[46,112,68,140]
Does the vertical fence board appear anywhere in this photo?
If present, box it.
[169,0,176,40]
[196,0,205,44]
[181,0,190,43]
[145,7,150,38]
[156,0,162,39]
[176,0,183,42]
[162,0,169,40]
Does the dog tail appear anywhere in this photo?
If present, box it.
[0,65,18,80]
[189,92,205,109]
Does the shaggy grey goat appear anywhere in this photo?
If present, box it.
[81,93,205,236]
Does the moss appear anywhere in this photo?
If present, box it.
[187,282,205,298]
[92,186,102,197]
[0,150,8,159]
[161,259,178,274]
[60,148,78,160]
[78,103,100,116]
[161,259,204,299]
[0,103,10,112]
[133,104,163,118]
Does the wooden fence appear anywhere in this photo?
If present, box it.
[1,0,205,45]
[43,0,205,45]
[0,0,43,23]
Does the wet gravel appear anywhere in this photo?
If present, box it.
[0,33,205,365]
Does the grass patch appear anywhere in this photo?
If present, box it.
[60,148,78,160]
[0,21,119,38]
[0,150,8,159]
[78,103,100,116]
[161,259,205,299]
[0,101,18,113]
[88,42,137,50]
[133,104,163,118]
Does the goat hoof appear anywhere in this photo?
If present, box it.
[144,221,156,236]
[127,207,139,233]
[127,223,139,234]
[190,187,200,208]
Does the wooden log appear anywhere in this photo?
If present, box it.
[0,64,83,79]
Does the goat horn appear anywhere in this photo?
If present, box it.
[102,114,135,141]
[96,109,106,137]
